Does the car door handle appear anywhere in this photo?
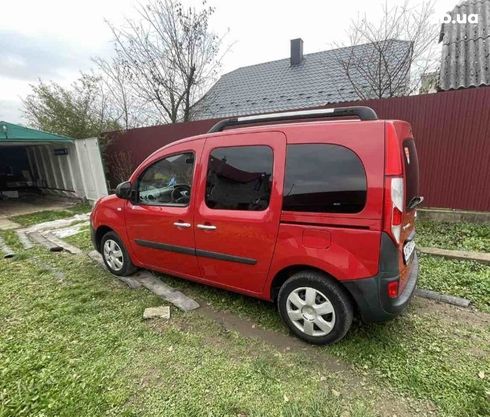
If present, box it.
[173,222,191,228]
[197,224,217,230]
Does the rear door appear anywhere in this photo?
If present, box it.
[193,131,286,294]
[399,125,420,284]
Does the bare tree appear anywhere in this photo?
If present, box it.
[106,150,135,184]
[330,1,439,100]
[104,0,226,124]
[93,55,160,129]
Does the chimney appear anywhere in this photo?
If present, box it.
[290,38,304,66]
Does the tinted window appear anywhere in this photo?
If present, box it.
[283,144,366,213]
[138,152,194,206]
[206,146,273,211]
[403,139,419,207]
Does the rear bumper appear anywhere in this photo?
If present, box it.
[341,233,419,323]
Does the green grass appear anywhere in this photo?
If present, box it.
[0,238,386,417]
[419,254,490,312]
[71,229,490,417]
[10,202,91,227]
[416,220,490,252]
[2,223,489,417]
[160,265,490,417]
[64,225,92,252]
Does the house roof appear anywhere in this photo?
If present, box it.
[439,0,490,90]
[191,40,412,120]
[0,121,73,143]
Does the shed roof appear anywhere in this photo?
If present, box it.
[0,121,73,143]
[439,0,490,90]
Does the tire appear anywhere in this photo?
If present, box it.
[277,270,353,345]
[101,231,137,276]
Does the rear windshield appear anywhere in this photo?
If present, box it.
[402,139,419,207]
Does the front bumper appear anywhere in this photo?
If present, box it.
[90,225,99,252]
[341,233,419,323]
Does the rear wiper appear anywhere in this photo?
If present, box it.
[407,196,424,210]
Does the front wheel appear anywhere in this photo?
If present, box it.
[101,231,137,276]
[277,271,353,345]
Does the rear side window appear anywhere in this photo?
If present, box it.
[403,139,419,207]
[283,144,367,213]
[205,145,273,211]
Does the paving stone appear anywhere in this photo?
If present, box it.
[135,271,200,312]
[143,306,171,320]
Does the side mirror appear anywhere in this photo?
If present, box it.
[115,181,132,200]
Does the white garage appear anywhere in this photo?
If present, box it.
[0,121,108,206]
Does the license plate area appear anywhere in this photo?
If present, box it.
[403,240,416,264]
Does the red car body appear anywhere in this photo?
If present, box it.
[91,111,419,329]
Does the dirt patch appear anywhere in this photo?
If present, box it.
[193,303,434,417]
[412,296,490,328]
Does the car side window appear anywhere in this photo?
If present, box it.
[137,152,194,206]
[283,144,367,213]
[205,145,273,211]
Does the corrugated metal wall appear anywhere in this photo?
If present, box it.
[25,138,108,201]
[105,88,490,212]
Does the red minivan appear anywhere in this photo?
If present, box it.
[91,106,421,344]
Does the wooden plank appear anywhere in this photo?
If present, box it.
[418,246,490,265]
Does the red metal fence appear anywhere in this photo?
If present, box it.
[105,88,490,212]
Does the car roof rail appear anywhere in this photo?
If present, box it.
[207,106,378,133]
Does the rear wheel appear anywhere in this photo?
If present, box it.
[101,231,137,276]
[277,270,353,345]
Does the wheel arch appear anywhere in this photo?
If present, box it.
[269,264,358,313]
[94,225,114,252]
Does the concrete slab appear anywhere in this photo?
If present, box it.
[0,235,15,258]
[0,218,20,230]
[28,232,63,252]
[135,271,200,312]
[0,195,79,218]
[42,232,82,254]
[415,288,471,308]
[87,251,199,311]
[16,230,33,249]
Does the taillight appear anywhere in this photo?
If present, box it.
[387,280,399,298]
[385,124,403,175]
[384,123,405,245]
[391,177,404,244]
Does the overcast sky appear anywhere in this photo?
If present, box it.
[0,0,456,124]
